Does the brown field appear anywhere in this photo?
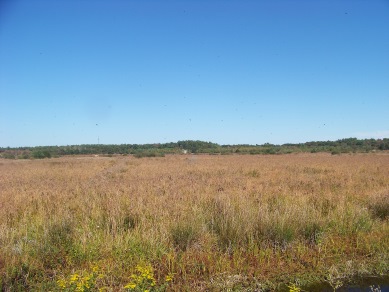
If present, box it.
[0,153,388,291]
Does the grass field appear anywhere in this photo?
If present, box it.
[0,153,388,291]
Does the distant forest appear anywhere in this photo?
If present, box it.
[1,138,389,159]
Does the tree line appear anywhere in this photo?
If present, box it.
[1,138,388,159]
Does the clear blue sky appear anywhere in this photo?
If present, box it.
[1,0,388,147]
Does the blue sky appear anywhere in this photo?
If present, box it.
[1,0,388,147]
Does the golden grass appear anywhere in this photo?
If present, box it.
[0,153,388,291]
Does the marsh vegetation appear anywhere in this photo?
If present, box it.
[0,153,388,291]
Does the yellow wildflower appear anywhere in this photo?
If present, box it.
[92,265,99,273]
[165,274,174,282]
[57,279,67,288]
[124,283,137,289]
[70,273,80,283]
[287,283,302,292]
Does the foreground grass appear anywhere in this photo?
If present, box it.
[0,153,388,291]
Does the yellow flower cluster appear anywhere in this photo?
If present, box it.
[124,264,174,291]
[165,274,173,282]
[124,265,156,291]
[57,279,67,289]
[287,283,302,292]
[57,265,102,292]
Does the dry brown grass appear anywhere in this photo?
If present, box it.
[0,153,388,291]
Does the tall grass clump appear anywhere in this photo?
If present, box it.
[170,219,202,251]
[205,196,251,251]
[248,194,327,248]
[368,193,389,220]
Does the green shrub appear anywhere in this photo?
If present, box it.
[32,150,51,159]
[134,152,165,158]
[2,152,16,159]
